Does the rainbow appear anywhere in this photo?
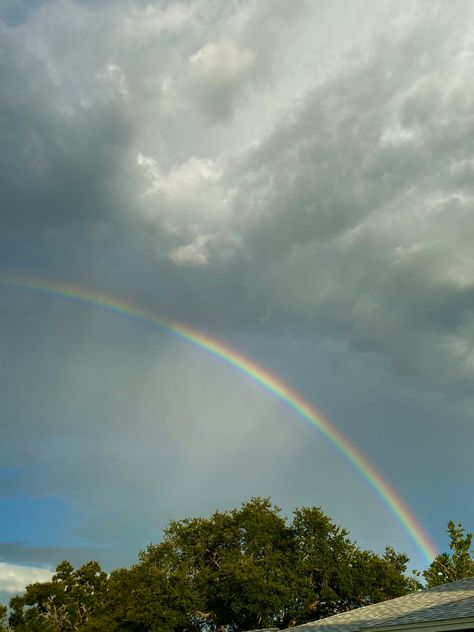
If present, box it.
[0,272,438,563]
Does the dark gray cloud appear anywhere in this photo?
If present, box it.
[222,0,474,389]
[0,28,130,233]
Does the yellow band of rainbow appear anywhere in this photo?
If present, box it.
[0,272,438,563]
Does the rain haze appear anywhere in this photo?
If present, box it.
[0,0,473,600]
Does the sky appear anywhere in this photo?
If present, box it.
[1,0,474,601]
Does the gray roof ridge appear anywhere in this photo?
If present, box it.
[366,593,474,629]
[286,577,474,632]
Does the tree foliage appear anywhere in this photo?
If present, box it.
[5,499,466,631]
[0,605,11,632]
[423,521,474,588]
[8,561,107,632]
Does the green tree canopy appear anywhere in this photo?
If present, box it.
[139,498,299,630]
[6,498,442,631]
[423,521,474,588]
[0,605,10,632]
[8,560,107,632]
[136,498,415,630]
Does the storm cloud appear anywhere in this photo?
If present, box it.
[1,0,473,596]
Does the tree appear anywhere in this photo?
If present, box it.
[7,499,419,631]
[0,605,12,632]
[140,498,301,631]
[138,499,415,630]
[87,553,201,632]
[290,507,415,624]
[8,561,107,632]
[423,521,474,588]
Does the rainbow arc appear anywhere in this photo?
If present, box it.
[0,272,438,563]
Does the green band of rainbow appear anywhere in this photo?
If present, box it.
[0,272,437,563]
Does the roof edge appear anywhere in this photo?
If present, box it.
[364,615,474,632]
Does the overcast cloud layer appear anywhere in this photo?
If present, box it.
[1,0,473,597]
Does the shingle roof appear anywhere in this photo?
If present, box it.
[285,577,474,632]
[368,594,474,629]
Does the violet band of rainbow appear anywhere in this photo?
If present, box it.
[0,272,438,563]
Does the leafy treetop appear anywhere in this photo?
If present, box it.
[423,521,474,588]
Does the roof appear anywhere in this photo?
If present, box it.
[285,577,474,632]
[368,594,474,629]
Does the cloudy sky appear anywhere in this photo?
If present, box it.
[1,0,474,599]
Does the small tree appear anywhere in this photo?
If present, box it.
[423,521,474,588]
[8,560,107,631]
[0,605,12,632]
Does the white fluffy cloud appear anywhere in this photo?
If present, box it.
[162,39,256,121]
[0,563,52,594]
[137,154,230,224]
[169,234,211,266]
[136,152,237,263]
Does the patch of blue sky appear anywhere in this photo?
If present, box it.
[0,0,48,27]
[0,468,21,493]
[0,491,79,547]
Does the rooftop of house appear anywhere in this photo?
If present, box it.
[285,577,474,632]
